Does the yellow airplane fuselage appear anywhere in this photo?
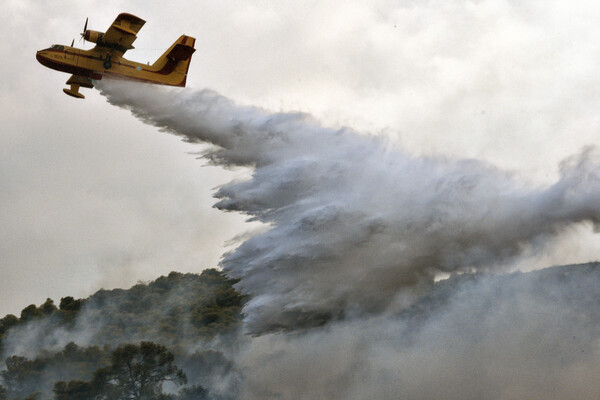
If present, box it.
[36,36,194,88]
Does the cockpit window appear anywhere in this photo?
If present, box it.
[51,45,65,50]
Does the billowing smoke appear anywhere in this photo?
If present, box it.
[98,81,600,336]
[239,263,600,400]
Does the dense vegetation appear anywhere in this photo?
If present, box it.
[53,342,189,400]
[1,269,243,351]
[0,269,244,400]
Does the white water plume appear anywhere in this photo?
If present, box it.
[98,81,600,335]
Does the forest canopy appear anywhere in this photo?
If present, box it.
[0,269,243,400]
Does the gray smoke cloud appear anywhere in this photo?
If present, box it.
[239,264,600,400]
[97,81,600,335]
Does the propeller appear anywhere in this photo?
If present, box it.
[79,17,88,43]
[70,38,74,47]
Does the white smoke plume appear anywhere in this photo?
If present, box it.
[98,81,600,335]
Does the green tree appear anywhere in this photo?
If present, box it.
[59,297,83,312]
[93,342,187,400]
[40,298,58,316]
[19,304,42,321]
[0,314,18,337]
[1,355,41,397]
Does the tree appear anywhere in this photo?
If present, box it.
[53,380,93,400]
[1,355,41,398]
[0,384,6,400]
[59,297,83,312]
[176,385,208,400]
[40,298,58,316]
[0,314,18,337]
[93,342,187,400]
[19,304,42,321]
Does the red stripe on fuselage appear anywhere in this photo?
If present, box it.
[36,53,103,80]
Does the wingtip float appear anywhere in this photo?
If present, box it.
[36,13,196,99]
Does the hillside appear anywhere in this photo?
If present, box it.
[0,269,244,400]
[2,263,600,399]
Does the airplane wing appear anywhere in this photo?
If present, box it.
[96,13,146,57]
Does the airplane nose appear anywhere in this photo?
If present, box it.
[36,50,50,67]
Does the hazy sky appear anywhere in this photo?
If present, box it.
[2,0,600,317]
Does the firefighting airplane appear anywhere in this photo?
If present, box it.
[36,13,196,99]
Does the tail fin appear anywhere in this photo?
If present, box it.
[151,35,196,87]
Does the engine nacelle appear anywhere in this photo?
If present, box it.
[84,30,104,44]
